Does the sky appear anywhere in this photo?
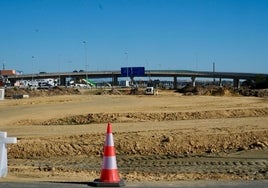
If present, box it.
[0,0,268,74]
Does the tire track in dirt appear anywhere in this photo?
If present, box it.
[9,154,268,181]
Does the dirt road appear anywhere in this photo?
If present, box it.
[0,90,267,182]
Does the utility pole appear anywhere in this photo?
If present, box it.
[32,56,35,82]
[213,62,216,85]
[125,51,128,79]
[83,41,88,80]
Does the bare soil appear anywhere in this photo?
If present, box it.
[0,88,267,183]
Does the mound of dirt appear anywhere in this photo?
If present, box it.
[8,126,268,182]
[4,87,81,98]
[14,108,268,126]
[177,85,268,98]
[94,88,145,95]
[239,88,268,97]
[9,130,268,159]
[95,88,123,95]
[177,86,239,96]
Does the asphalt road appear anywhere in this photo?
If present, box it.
[0,180,268,188]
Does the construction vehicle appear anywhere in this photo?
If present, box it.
[145,86,158,95]
[81,79,96,87]
[145,79,159,95]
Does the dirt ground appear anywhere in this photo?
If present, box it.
[0,88,267,183]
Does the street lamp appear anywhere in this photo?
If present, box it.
[213,62,216,85]
[67,60,72,87]
[82,41,88,80]
[124,51,128,78]
[31,56,35,82]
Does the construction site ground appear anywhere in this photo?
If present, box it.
[0,88,268,183]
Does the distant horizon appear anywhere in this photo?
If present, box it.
[1,0,268,74]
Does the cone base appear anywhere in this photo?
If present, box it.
[88,179,125,187]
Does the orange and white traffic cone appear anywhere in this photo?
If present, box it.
[89,122,125,187]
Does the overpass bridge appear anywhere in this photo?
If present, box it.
[7,70,268,88]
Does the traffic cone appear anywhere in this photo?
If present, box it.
[89,122,125,187]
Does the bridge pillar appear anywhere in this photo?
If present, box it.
[60,77,66,86]
[112,75,118,86]
[233,78,240,88]
[191,76,196,87]
[219,78,222,87]
[173,76,177,89]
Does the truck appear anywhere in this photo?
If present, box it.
[14,80,38,89]
[37,78,57,89]
[0,69,16,76]
[14,78,57,89]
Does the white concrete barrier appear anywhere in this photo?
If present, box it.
[0,89,4,100]
[0,132,17,177]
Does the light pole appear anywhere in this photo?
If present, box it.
[124,51,128,78]
[213,62,216,84]
[31,56,35,82]
[67,60,72,87]
[58,55,61,86]
[83,41,88,80]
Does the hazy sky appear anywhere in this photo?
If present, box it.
[0,0,268,74]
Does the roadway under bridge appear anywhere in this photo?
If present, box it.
[7,70,268,89]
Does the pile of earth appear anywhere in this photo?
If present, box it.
[94,88,123,95]
[4,87,81,98]
[94,88,145,95]
[177,85,268,97]
[8,124,268,182]
[15,108,268,125]
[239,88,268,97]
[9,129,268,159]
[4,87,146,98]
[176,86,239,96]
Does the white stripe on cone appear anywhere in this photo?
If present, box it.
[102,156,118,169]
[105,133,114,146]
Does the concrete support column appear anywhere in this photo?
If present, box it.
[219,78,222,87]
[60,77,66,86]
[191,76,196,87]
[112,75,118,86]
[233,78,240,88]
[173,76,177,89]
